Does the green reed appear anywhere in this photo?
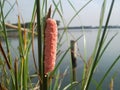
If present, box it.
[0,0,120,90]
[0,1,15,89]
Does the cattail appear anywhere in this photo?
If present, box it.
[44,18,57,74]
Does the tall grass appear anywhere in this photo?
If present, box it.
[0,0,120,90]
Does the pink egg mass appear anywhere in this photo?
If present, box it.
[44,18,57,74]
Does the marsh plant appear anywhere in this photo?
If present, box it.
[0,0,120,90]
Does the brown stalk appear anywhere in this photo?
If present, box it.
[46,5,52,19]
[0,41,11,69]
[0,83,8,90]
[31,10,43,83]
[5,23,37,35]
[109,78,114,90]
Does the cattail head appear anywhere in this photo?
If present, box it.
[44,18,57,74]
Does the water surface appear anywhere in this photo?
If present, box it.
[2,29,120,89]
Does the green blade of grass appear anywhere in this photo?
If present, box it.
[53,71,60,90]
[68,0,77,13]
[59,0,63,13]
[17,16,24,56]
[81,1,107,89]
[51,34,83,76]
[63,81,79,90]
[0,1,11,61]
[51,47,70,76]
[95,32,118,68]
[52,0,68,54]
[86,0,115,89]
[97,54,120,89]
[52,0,65,26]
[67,0,93,26]
[4,1,16,19]
[0,2,16,88]
[92,0,106,57]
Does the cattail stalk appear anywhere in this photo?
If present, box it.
[0,41,11,69]
[44,18,57,74]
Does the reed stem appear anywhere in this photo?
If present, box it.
[36,0,44,89]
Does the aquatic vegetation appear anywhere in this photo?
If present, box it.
[0,0,120,90]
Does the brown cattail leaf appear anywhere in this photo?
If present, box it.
[46,5,52,19]
[0,83,8,90]
[0,41,11,69]
[109,78,114,90]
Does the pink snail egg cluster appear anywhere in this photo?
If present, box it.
[44,18,57,74]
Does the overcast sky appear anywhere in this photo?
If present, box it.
[4,0,120,26]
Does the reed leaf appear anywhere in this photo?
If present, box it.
[53,71,60,90]
[96,32,118,68]
[97,54,120,89]
[63,81,79,90]
[52,0,67,47]
[0,1,11,61]
[51,47,70,76]
[67,0,93,26]
[52,0,65,26]
[0,41,11,69]
[86,0,115,89]
[92,0,106,57]
[17,16,24,57]
[4,2,16,19]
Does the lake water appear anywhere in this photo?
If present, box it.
[57,29,120,90]
[1,29,120,90]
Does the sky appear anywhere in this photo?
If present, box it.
[4,0,120,26]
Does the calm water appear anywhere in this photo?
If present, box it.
[58,29,120,90]
[2,29,120,90]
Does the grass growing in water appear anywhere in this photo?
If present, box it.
[0,0,120,90]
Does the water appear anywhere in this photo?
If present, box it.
[58,29,120,90]
[1,29,120,89]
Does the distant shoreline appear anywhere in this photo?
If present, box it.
[5,22,120,30]
[58,26,120,30]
